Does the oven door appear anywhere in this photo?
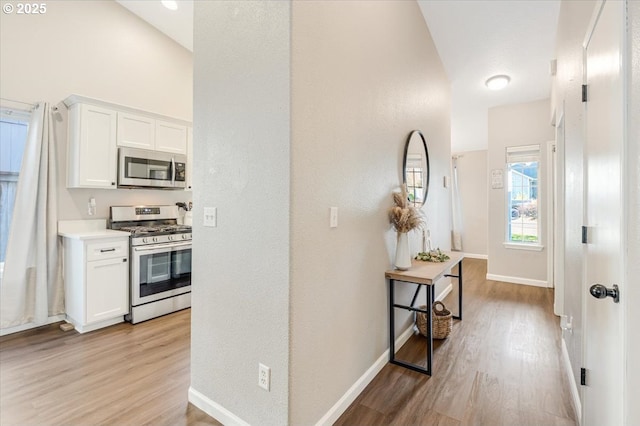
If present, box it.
[131,241,191,306]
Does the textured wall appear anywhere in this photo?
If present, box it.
[290,1,451,424]
[191,2,291,425]
[454,150,488,257]
[487,99,553,283]
[0,0,193,221]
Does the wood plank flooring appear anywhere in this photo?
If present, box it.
[335,258,577,426]
[1,259,576,425]
[0,309,220,426]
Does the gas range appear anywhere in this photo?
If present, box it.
[108,205,192,324]
[109,206,192,246]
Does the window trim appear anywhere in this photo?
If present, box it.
[504,144,542,248]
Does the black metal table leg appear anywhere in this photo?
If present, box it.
[389,279,395,362]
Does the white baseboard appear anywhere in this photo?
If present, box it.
[0,314,66,336]
[188,387,250,426]
[315,283,453,426]
[561,338,582,425]
[463,253,488,260]
[486,273,549,288]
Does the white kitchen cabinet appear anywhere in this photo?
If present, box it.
[185,126,193,191]
[62,235,129,333]
[117,112,155,150]
[66,103,117,189]
[155,120,187,155]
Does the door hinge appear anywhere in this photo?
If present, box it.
[581,368,587,386]
[582,85,588,102]
[582,226,590,244]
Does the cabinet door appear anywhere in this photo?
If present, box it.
[117,112,155,150]
[155,120,187,154]
[86,256,129,324]
[77,104,117,188]
[186,127,193,191]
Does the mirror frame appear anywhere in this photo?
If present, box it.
[402,130,430,207]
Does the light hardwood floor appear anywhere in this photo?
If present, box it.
[0,309,220,426]
[1,259,576,425]
[336,258,577,425]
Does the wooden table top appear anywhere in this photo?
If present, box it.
[384,251,464,285]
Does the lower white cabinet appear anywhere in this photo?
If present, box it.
[63,236,129,333]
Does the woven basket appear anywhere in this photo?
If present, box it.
[416,301,452,339]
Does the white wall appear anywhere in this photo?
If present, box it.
[0,0,193,221]
[290,2,450,424]
[454,150,488,257]
[552,0,596,400]
[191,2,291,426]
[487,99,553,285]
[191,1,451,425]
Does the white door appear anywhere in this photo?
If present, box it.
[86,257,129,324]
[582,1,626,425]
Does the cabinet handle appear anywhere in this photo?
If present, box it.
[100,248,116,253]
[122,258,127,262]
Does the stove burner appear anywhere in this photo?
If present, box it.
[118,225,192,235]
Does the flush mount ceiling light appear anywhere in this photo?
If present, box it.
[161,0,178,11]
[485,75,511,91]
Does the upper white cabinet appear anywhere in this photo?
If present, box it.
[117,112,155,150]
[64,95,192,189]
[117,114,187,155]
[66,103,118,189]
[155,120,187,154]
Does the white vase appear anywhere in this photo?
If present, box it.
[394,232,412,270]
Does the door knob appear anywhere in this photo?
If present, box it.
[589,284,620,303]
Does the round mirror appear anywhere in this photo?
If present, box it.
[402,130,430,207]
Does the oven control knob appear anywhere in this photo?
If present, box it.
[182,234,187,240]
[142,238,148,244]
[168,235,174,241]
[153,237,158,242]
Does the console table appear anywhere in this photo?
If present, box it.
[385,252,464,375]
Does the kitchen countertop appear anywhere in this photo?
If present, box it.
[58,219,130,240]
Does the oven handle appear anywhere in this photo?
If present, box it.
[133,242,192,253]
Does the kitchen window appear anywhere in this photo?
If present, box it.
[504,144,542,250]
[0,109,29,266]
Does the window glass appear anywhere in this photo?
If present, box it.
[506,145,540,244]
[0,111,29,263]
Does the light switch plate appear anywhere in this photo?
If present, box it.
[204,207,216,227]
[330,207,338,228]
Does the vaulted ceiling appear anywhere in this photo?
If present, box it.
[116,0,560,152]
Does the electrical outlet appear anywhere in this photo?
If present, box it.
[258,363,270,391]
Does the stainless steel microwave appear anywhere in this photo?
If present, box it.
[118,147,186,189]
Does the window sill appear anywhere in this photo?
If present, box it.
[503,242,544,251]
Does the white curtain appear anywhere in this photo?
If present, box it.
[451,156,463,251]
[0,103,63,328]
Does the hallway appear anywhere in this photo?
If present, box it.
[336,258,577,425]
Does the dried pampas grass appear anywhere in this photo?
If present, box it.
[389,185,424,233]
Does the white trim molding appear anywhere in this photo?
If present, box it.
[486,273,549,288]
[188,387,251,426]
[0,314,66,337]
[503,242,544,251]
